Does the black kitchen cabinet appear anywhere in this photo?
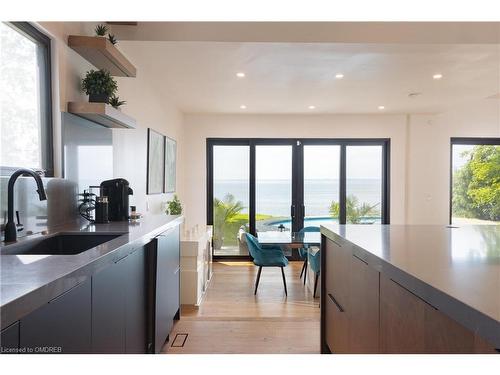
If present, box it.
[92,246,148,354]
[20,280,91,354]
[151,225,180,353]
[125,247,147,353]
[92,256,126,353]
[1,321,20,353]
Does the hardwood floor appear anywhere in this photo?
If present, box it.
[163,261,320,354]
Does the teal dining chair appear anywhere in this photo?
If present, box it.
[245,233,289,296]
[298,226,320,285]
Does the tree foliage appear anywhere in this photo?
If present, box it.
[453,145,500,221]
[329,195,380,224]
[213,193,245,249]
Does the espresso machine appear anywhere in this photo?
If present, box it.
[100,178,134,221]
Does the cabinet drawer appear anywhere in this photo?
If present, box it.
[325,292,349,354]
[380,276,426,353]
[324,238,351,310]
[474,334,499,354]
[157,228,180,273]
[92,260,126,353]
[1,321,20,353]
[20,280,91,354]
[349,254,380,353]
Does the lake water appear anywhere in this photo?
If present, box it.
[214,178,382,217]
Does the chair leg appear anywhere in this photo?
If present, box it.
[303,259,308,285]
[299,258,306,278]
[313,273,319,298]
[281,267,288,296]
[254,266,262,295]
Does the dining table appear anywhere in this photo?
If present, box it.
[257,230,321,253]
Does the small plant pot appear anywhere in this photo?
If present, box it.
[89,93,109,103]
[213,238,224,250]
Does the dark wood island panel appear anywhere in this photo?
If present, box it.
[320,225,500,354]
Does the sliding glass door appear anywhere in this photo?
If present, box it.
[255,144,294,233]
[211,144,250,256]
[346,145,383,224]
[303,145,341,228]
[207,138,390,257]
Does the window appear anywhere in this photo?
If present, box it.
[450,138,500,225]
[0,22,53,175]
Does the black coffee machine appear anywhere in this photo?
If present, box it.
[100,178,133,221]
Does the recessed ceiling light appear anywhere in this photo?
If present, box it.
[378,105,385,110]
[335,73,344,79]
[433,73,443,80]
[308,105,316,110]
[236,72,246,78]
[240,105,247,109]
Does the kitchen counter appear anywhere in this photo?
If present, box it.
[320,224,500,349]
[0,214,184,330]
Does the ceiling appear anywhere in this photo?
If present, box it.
[109,22,500,44]
[118,41,500,114]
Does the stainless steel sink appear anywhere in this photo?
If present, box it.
[1,232,127,255]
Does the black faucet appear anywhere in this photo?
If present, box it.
[4,168,47,242]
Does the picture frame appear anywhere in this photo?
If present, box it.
[164,136,177,193]
[146,128,165,195]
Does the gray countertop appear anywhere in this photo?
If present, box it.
[320,224,500,348]
[0,214,184,330]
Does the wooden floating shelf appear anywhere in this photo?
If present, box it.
[68,35,137,77]
[68,102,136,129]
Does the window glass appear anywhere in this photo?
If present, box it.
[213,145,250,256]
[451,143,499,225]
[0,22,51,173]
[346,145,383,224]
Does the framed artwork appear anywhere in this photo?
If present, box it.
[147,128,165,194]
[164,136,177,193]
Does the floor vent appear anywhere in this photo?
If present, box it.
[171,333,188,348]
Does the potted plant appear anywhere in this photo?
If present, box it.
[108,34,118,45]
[109,96,126,109]
[81,69,118,103]
[166,194,182,215]
[95,24,108,37]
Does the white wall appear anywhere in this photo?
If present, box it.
[406,99,500,224]
[112,75,184,215]
[182,114,408,228]
[38,22,185,215]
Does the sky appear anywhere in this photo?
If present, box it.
[452,145,474,171]
[213,144,383,180]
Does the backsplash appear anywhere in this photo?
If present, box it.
[0,176,78,238]
[62,112,113,193]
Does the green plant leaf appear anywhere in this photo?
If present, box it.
[95,24,108,36]
[81,69,118,96]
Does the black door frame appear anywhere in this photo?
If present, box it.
[207,138,391,257]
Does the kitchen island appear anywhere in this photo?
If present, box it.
[0,214,183,354]
[320,224,500,354]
